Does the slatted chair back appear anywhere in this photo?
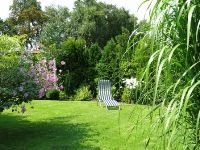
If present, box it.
[98,80,120,110]
[98,80,113,102]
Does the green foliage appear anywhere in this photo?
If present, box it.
[9,0,47,47]
[64,72,78,96]
[40,0,138,49]
[96,29,131,99]
[121,88,133,103]
[0,18,11,35]
[85,43,101,96]
[59,91,67,100]
[46,89,60,100]
[132,0,200,149]
[96,38,122,99]
[86,43,101,67]
[56,37,88,96]
[73,86,92,101]
[131,35,151,78]
[59,37,87,71]
[119,22,150,80]
[0,35,22,54]
[40,6,70,48]
[0,35,38,111]
[70,0,137,47]
[1,0,140,102]
[97,39,119,78]
[0,17,18,36]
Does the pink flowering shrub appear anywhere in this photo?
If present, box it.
[0,55,39,111]
[0,36,60,111]
[0,54,60,111]
[29,59,58,98]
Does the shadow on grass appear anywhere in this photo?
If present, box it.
[0,114,100,150]
[107,106,120,110]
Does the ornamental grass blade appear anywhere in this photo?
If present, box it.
[196,111,200,144]
[183,81,200,115]
[154,46,167,105]
[196,20,200,42]
[187,5,196,51]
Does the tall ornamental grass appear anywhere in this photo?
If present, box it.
[133,0,200,149]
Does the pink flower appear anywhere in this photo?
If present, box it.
[53,68,57,72]
[29,58,59,98]
[59,85,64,90]
[48,60,55,67]
[40,59,46,65]
[48,74,58,83]
[61,61,66,65]
[39,88,45,98]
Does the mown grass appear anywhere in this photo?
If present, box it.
[0,100,159,150]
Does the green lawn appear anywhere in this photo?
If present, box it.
[0,100,157,150]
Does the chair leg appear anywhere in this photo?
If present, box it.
[97,100,102,107]
[99,101,101,106]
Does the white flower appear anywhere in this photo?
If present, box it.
[123,77,139,89]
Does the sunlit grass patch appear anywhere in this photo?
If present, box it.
[0,100,161,150]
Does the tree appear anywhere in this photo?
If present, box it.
[40,6,70,48]
[0,18,6,35]
[9,0,47,48]
[0,18,18,35]
[85,43,101,95]
[70,0,137,47]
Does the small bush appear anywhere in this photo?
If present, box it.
[73,86,92,101]
[46,89,60,100]
[121,88,133,104]
[59,91,67,100]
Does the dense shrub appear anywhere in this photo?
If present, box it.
[73,86,92,101]
[85,43,102,96]
[0,35,39,111]
[46,89,60,100]
[56,37,88,96]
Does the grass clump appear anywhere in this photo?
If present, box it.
[131,0,200,149]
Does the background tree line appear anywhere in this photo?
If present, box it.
[0,0,149,101]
